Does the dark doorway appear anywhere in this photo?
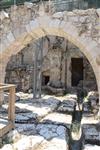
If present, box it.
[71,58,83,86]
[42,75,50,86]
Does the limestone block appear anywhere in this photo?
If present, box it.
[83,124,100,145]
[25,24,31,33]
[52,12,64,19]
[30,20,39,31]
[0,36,10,56]
[0,11,9,21]
[12,27,26,39]
[84,144,100,150]
[1,144,13,150]
[24,2,33,9]
[97,9,100,17]
[41,112,72,129]
[0,43,7,53]
[49,19,61,28]
[10,5,18,11]
[57,100,76,113]
[7,32,15,43]
[38,16,51,28]
[96,55,100,65]
[14,135,44,150]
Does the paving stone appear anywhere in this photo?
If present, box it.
[15,123,37,135]
[41,112,72,129]
[57,99,76,113]
[83,124,100,145]
[1,144,13,150]
[15,97,60,122]
[14,135,44,150]
[84,144,100,150]
[81,113,99,124]
[35,124,69,150]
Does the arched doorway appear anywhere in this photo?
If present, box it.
[5,35,98,99]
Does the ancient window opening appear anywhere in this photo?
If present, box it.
[71,58,84,87]
[42,75,50,86]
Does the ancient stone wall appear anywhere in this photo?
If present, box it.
[0,3,100,114]
[5,36,97,92]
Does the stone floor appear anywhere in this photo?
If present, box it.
[0,93,100,150]
[0,93,76,150]
[83,144,100,150]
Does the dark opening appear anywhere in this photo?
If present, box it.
[42,76,50,86]
[71,58,83,86]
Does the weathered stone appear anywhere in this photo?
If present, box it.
[84,91,99,113]
[41,112,72,129]
[35,138,68,150]
[87,91,99,102]
[36,124,58,140]
[15,123,36,134]
[5,129,21,143]
[0,6,100,97]
[96,55,100,65]
[15,113,37,123]
[4,93,20,102]
[0,11,9,20]
[14,96,60,122]
[81,113,99,124]
[5,33,98,93]
[52,12,64,19]
[84,144,100,150]
[56,125,67,138]
[1,144,13,150]
[24,2,33,9]
[14,135,44,150]
[83,124,100,145]
[57,100,76,113]
[36,124,69,150]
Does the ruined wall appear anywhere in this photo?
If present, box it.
[5,36,97,92]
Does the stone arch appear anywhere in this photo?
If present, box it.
[0,9,100,115]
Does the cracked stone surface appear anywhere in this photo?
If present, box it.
[1,123,69,150]
[57,99,76,113]
[41,112,72,129]
[83,124,100,145]
[35,124,69,150]
[36,124,67,140]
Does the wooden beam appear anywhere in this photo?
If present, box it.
[8,87,15,122]
[0,84,15,138]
